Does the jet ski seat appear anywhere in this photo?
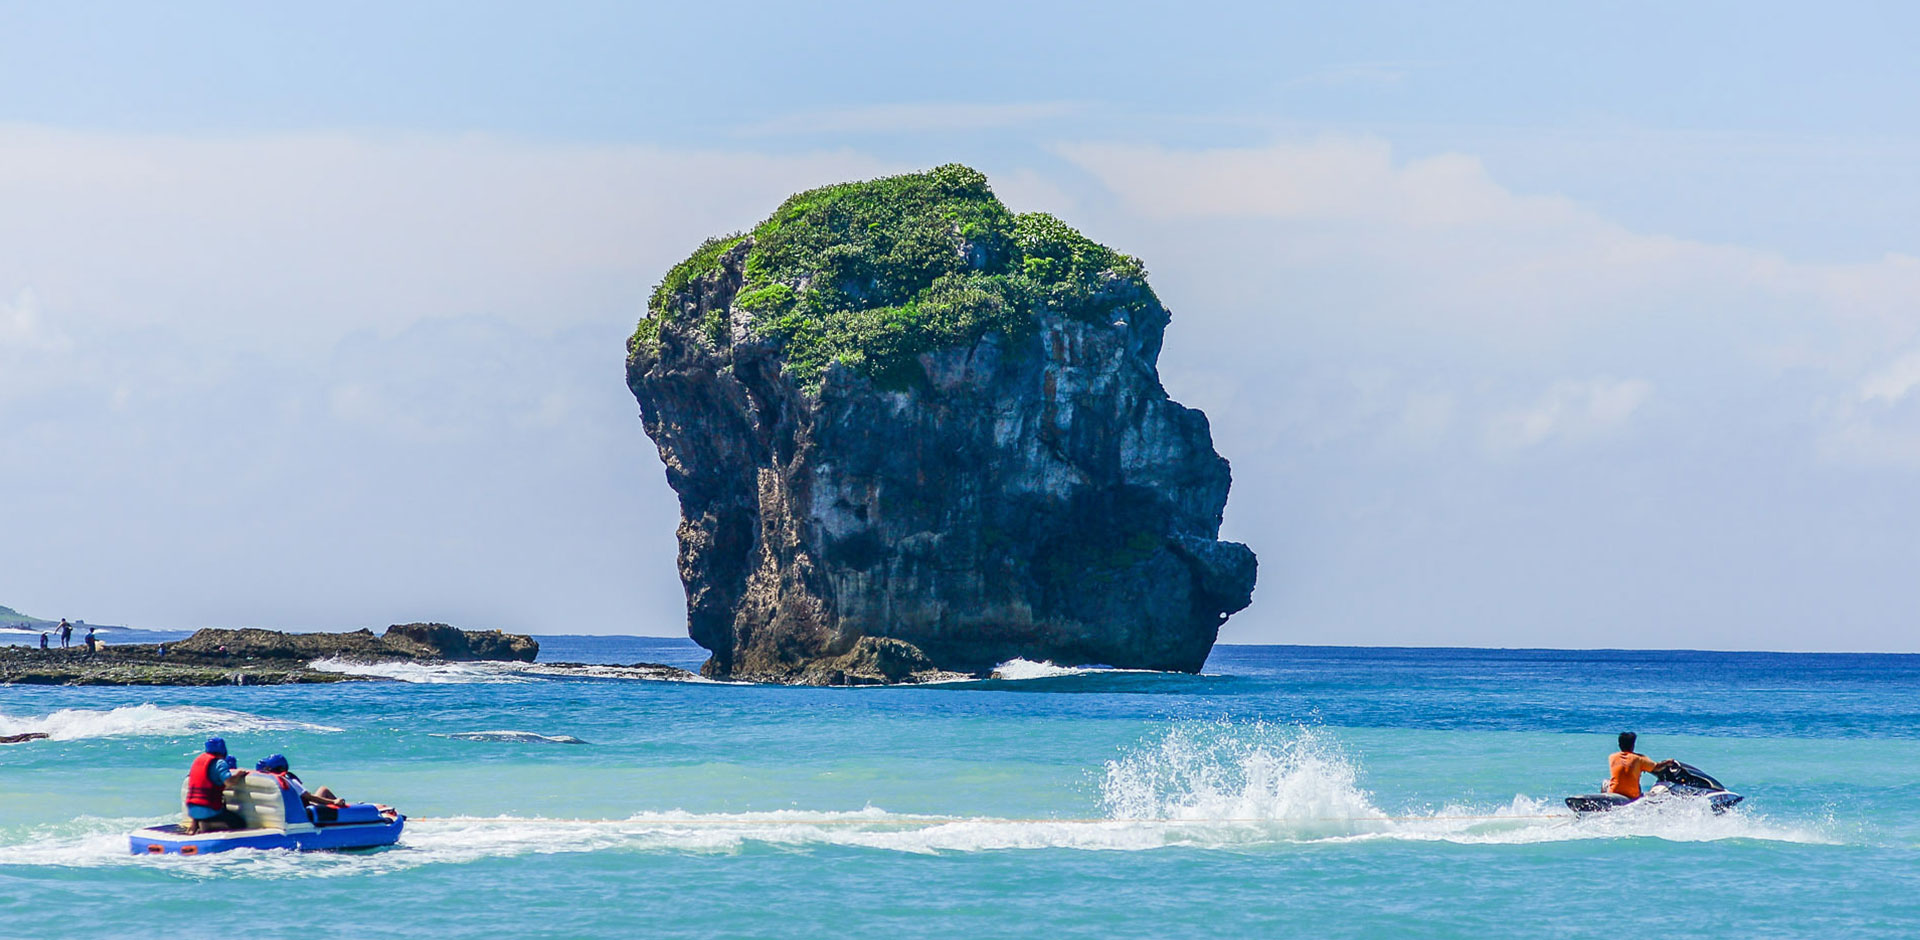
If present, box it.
[178,772,306,830]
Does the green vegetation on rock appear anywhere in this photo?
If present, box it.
[635,164,1159,390]
[0,606,41,625]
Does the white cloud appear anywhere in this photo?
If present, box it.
[1813,347,1920,467]
[6,125,1920,649]
[1055,137,1585,228]
[1055,139,1920,344]
[0,288,77,405]
[0,288,71,351]
[0,125,897,347]
[1484,378,1652,452]
[1859,349,1920,403]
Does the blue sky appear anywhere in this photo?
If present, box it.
[2,3,1916,649]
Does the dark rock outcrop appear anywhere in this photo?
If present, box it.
[380,623,540,662]
[627,166,1256,683]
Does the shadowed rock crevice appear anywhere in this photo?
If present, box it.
[628,165,1256,684]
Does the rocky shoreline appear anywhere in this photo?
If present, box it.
[0,622,977,687]
[0,623,556,687]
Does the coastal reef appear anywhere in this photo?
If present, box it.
[627,165,1257,683]
[0,623,539,686]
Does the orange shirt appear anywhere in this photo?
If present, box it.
[1604,751,1658,799]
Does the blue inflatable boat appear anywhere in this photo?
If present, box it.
[130,771,403,855]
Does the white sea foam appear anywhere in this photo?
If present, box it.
[519,663,719,683]
[0,704,342,741]
[307,659,535,684]
[984,659,1170,681]
[308,658,716,685]
[989,659,1092,680]
[430,731,589,744]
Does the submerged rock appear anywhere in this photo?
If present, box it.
[627,165,1256,683]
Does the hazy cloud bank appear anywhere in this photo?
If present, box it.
[3,127,1917,649]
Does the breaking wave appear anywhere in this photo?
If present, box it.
[0,704,342,741]
[985,659,1175,681]
[990,659,1096,680]
[307,659,535,684]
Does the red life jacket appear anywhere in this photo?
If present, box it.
[185,752,226,809]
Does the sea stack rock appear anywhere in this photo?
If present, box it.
[627,165,1256,683]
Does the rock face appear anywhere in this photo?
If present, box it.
[380,623,540,662]
[628,165,1256,683]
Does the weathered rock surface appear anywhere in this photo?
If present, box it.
[170,624,539,663]
[377,623,540,662]
[628,166,1256,683]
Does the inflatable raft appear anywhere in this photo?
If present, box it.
[130,771,403,855]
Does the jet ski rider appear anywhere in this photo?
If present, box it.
[183,737,248,834]
[1604,731,1677,801]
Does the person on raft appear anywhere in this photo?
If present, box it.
[1603,731,1677,801]
[183,737,248,833]
[254,753,395,818]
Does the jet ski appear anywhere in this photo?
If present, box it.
[130,771,403,855]
[1566,761,1743,815]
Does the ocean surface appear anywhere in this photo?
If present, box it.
[2,637,1917,938]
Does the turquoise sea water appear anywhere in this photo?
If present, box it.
[3,639,1917,938]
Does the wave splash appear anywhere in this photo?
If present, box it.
[1101,721,1384,837]
[1098,720,1833,847]
[0,704,342,741]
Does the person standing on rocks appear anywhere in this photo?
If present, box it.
[39,632,48,649]
[83,627,98,655]
[58,619,71,648]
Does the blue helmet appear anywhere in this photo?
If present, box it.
[204,737,227,756]
[257,754,289,773]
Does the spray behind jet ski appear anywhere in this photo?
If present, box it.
[1566,761,1743,815]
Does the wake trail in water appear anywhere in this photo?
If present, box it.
[431,731,589,744]
[0,704,342,741]
[0,722,1835,878]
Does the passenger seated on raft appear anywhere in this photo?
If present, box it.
[1603,731,1676,801]
[254,754,395,819]
[183,737,249,834]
